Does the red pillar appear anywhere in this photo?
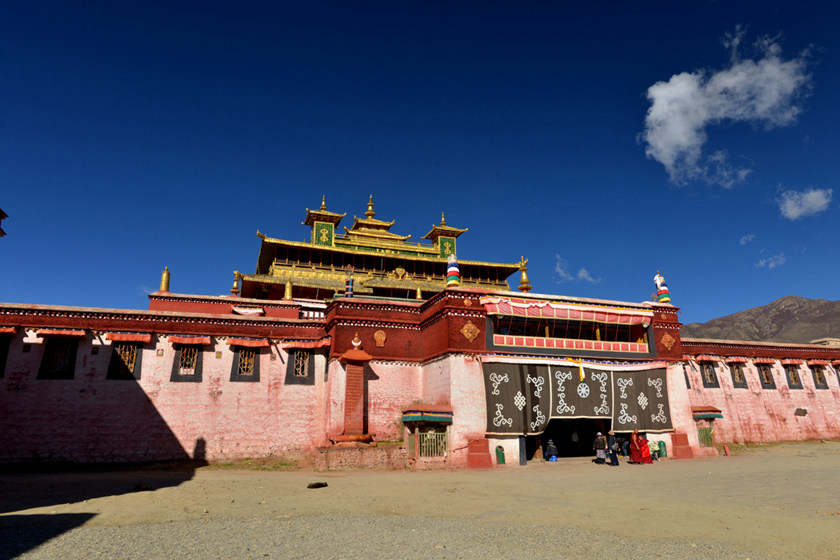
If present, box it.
[343,361,366,436]
[334,335,373,443]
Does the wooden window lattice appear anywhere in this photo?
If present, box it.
[814,366,826,386]
[114,343,137,372]
[732,364,745,385]
[785,365,802,387]
[238,349,256,376]
[293,351,309,377]
[179,346,198,372]
[759,365,775,387]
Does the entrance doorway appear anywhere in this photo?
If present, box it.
[525,418,612,460]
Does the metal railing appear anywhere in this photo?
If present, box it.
[697,427,715,447]
[419,432,448,457]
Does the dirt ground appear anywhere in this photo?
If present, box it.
[2,440,840,559]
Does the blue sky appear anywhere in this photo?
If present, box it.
[1,2,837,324]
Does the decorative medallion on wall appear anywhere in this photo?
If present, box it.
[660,332,675,351]
[461,321,480,342]
[463,298,473,307]
[373,330,387,347]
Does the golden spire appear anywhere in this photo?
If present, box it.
[440,212,446,226]
[320,195,327,211]
[230,270,240,296]
[159,266,170,292]
[518,256,532,292]
[365,194,375,218]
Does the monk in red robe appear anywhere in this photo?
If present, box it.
[630,429,653,464]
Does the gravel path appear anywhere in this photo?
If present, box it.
[3,440,840,559]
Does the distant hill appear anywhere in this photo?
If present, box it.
[681,296,840,344]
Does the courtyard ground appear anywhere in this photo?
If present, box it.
[2,440,840,559]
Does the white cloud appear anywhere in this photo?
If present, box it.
[777,188,832,220]
[555,255,600,284]
[756,253,786,269]
[576,268,600,283]
[642,30,810,187]
[739,233,756,246]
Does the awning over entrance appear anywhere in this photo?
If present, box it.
[479,296,653,326]
[402,404,453,424]
[692,406,723,420]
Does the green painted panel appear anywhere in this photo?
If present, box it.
[439,236,456,258]
[314,222,334,246]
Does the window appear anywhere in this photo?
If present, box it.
[230,347,260,382]
[811,366,828,390]
[729,363,748,389]
[170,344,203,382]
[683,368,691,389]
[180,346,197,371]
[294,351,309,377]
[0,335,10,378]
[285,349,315,385]
[107,342,142,380]
[489,315,648,344]
[37,337,79,379]
[758,365,776,389]
[784,365,803,389]
[700,362,719,388]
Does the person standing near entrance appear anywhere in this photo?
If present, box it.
[630,429,653,464]
[607,430,620,466]
[544,439,559,461]
[592,432,607,464]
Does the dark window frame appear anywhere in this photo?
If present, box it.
[700,361,720,388]
[170,344,203,382]
[784,364,803,389]
[285,349,316,386]
[0,335,10,379]
[729,363,748,389]
[810,365,829,390]
[230,346,261,382]
[106,342,143,380]
[37,337,79,380]
[757,364,776,389]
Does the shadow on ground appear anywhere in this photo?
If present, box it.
[0,513,96,559]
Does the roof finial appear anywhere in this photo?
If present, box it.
[518,256,532,292]
[365,194,375,218]
[159,266,170,293]
[320,195,327,211]
[441,211,446,226]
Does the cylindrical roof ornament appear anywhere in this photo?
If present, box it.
[446,254,460,287]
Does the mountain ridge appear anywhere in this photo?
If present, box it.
[680,296,840,344]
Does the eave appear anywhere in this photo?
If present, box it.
[257,236,520,270]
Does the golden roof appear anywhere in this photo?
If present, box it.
[302,195,346,226]
[423,212,468,241]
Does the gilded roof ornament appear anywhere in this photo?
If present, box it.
[365,194,375,218]
[320,195,327,211]
[518,256,532,293]
[159,266,170,293]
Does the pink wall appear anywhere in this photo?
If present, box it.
[0,331,330,463]
[680,360,840,444]
[365,361,421,441]
[663,364,702,452]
